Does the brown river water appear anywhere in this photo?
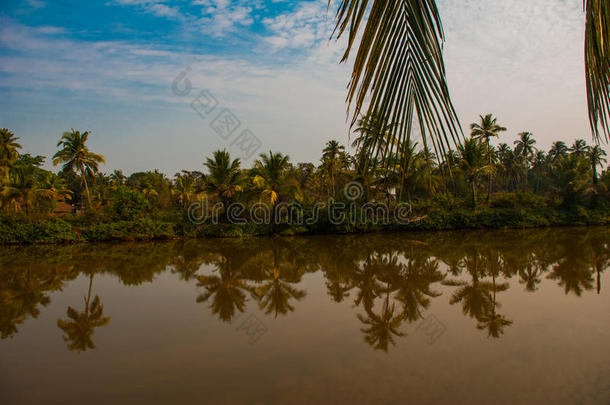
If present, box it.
[1,227,609,404]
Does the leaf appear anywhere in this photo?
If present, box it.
[585,0,610,142]
[331,0,463,168]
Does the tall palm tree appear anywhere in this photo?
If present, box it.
[458,138,489,209]
[0,128,21,183]
[331,0,609,173]
[352,110,397,173]
[549,141,569,162]
[252,151,292,206]
[321,140,346,196]
[514,132,537,187]
[470,114,506,202]
[52,129,105,208]
[391,140,426,203]
[569,139,589,158]
[203,150,243,214]
[514,132,537,161]
[586,145,608,183]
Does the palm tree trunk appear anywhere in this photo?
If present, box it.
[85,274,94,316]
[80,167,91,209]
[487,140,492,205]
[331,166,336,196]
[471,179,477,209]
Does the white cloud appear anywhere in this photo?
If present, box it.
[194,0,255,37]
[36,26,65,34]
[148,3,182,19]
[0,18,350,172]
[112,0,185,21]
[262,1,331,51]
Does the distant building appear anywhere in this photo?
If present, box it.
[54,199,75,214]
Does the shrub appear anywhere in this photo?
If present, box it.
[109,186,153,221]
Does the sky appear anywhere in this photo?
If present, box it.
[0,0,606,175]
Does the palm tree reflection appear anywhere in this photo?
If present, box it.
[196,254,255,322]
[0,227,607,354]
[57,274,110,352]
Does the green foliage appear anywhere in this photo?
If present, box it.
[81,218,174,242]
[0,218,76,244]
[108,186,153,220]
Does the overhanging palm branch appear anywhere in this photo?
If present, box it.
[333,0,610,169]
[585,0,610,142]
[331,0,462,168]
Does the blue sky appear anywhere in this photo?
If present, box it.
[0,0,606,175]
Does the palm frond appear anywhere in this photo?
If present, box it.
[331,0,462,168]
[585,0,610,142]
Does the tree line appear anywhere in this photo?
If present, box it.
[0,113,608,240]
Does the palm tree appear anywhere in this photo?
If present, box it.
[531,150,550,193]
[1,166,42,214]
[514,132,537,187]
[173,172,197,208]
[458,138,489,209]
[470,114,506,202]
[321,140,346,196]
[551,154,593,206]
[203,150,243,215]
[37,172,72,210]
[514,132,537,161]
[52,129,105,208]
[109,170,126,186]
[0,128,21,183]
[252,151,292,206]
[549,141,569,162]
[330,0,609,174]
[352,110,396,173]
[391,140,426,203]
[569,139,589,158]
[586,145,608,184]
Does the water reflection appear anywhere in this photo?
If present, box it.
[0,227,608,352]
[57,274,110,352]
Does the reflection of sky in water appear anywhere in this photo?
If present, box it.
[1,227,609,404]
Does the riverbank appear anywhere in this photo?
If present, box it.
[1,205,608,245]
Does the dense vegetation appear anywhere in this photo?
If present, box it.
[0,114,609,244]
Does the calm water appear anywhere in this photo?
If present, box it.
[1,227,609,404]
